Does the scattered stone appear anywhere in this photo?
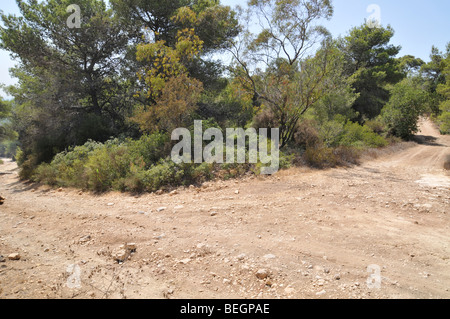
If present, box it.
[107,203,114,206]
[263,254,276,260]
[8,253,21,260]
[79,235,91,243]
[155,190,163,195]
[157,207,167,212]
[169,190,178,196]
[179,258,191,265]
[97,248,109,256]
[334,274,341,280]
[236,253,246,261]
[235,190,239,194]
[126,243,137,252]
[57,187,63,192]
[0,255,5,262]
[174,205,184,210]
[112,249,128,263]
[0,195,5,205]
[256,269,269,280]
[196,243,206,249]
[316,290,326,296]
[210,211,218,216]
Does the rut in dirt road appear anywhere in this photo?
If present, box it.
[0,118,449,299]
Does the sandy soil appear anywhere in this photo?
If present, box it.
[0,118,449,299]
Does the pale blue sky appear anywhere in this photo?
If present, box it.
[1,0,449,98]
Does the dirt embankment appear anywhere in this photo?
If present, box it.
[0,118,449,299]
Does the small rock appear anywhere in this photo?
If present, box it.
[256,269,269,280]
[210,211,218,216]
[263,254,276,260]
[112,249,128,263]
[156,207,167,212]
[126,243,137,252]
[155,190,163,195]
[196,243,206,249]
[169,190,178,196]
[179,258,191,265]
[79,235,91,243]
[316,290,326,296]
[236,253,246,261]
[107,203,114,206]
[334,274,341,280]
[235,190,239,194]
[8,253,21,260]
[0,256,5,262]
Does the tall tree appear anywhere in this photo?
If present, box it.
[340,24,403,120]
[228,0,335,147]
[0,0,135,165]
[111,0,240,90]
[0,98,15,142]
[421,45,450,115]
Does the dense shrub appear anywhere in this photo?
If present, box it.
[437,111,450,134]
[381,79,427,139]
[339,122,388,148]
[304,146,337,168]
[294,120,321,148]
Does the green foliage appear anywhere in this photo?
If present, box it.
[0,98,16,142]
[340,24,404,119]
[437,111,450,134]
[0,140,20,159]
[381,78,427,139]
[339,122,388,148]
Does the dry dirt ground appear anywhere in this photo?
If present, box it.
[0,118,449,299]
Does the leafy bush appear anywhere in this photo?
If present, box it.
[128,132,170,168]
[34,163,57,186]
[294,120,321,148]
[437,111,450,134]
[304,146,337,168]
[339,122,388,148]
[381,78,426,139]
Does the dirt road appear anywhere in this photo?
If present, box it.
[1,118,449,299]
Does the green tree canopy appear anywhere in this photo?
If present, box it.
[340,24,404,120]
